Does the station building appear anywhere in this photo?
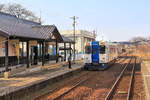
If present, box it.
[60,30,96,54]
[0,12,73,71]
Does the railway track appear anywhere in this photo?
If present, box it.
[35,69,102,100]
[105,57,136,100]
[53,77,89,100]
[34,71,90,100]
[52,58,128,100]
[35,57,131,100]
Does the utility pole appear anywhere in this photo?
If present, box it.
[102,35,104,41]
[70,16,78,62]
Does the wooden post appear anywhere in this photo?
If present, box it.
[22,42,24,57]
[64,43,66,61]
[22,42,25,63]
[56,40,58,63]
[42,41,45,66]
[45,43,47,56]
[27,40,30,68]
[39,43,42,61]
[40,43,42,57]
[69,43,71,57]
[5,38,9,72]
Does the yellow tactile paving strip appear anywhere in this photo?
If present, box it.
[43,60,83,70]
[43,62,65,70]
[0,77,44,87]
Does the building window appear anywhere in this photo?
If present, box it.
[85,46,91,54]
[93,48,98,54]
[99,45,105,54]
[19,42,27,57]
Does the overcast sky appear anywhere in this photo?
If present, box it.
[1,0,150,41]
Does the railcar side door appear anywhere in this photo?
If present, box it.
[92,42,99,64]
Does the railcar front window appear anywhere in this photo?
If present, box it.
[93,48,97,54]
[99,45,105,54]
[85,46,91,54]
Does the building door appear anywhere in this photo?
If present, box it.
[33,46,38,65]
[31,46,38,65]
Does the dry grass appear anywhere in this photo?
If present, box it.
[132,44,150,59]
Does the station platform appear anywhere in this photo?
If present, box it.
[142,59,150,100]
[0,60,59,75]
[0,60,84,99]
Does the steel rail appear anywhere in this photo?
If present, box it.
[105,57,132,100]
[53,77,89,100]
[34,71,90,100]
[35,57,126,100]
[127,57,136,100]
[53,57,126,100]
[119,57,128,64]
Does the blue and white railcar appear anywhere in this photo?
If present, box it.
[84,41,118,70]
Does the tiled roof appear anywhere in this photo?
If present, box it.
[0,12,43,39]
[61,35,74,43]
[32,25,64,42]
[0,12,73,43]
[0,12,63,41]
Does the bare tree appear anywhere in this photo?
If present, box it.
[130,36,147,42]
[0,4,5,11]
[148,36,150,40]
[4,3,38,22]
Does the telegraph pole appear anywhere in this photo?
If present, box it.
[70,16,78,62]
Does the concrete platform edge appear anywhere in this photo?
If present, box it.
[142,73,150,100]
[0,66,84,100]
[141,61,150,100]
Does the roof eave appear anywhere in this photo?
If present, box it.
[0,30,9,37]
[9,35,45,41]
